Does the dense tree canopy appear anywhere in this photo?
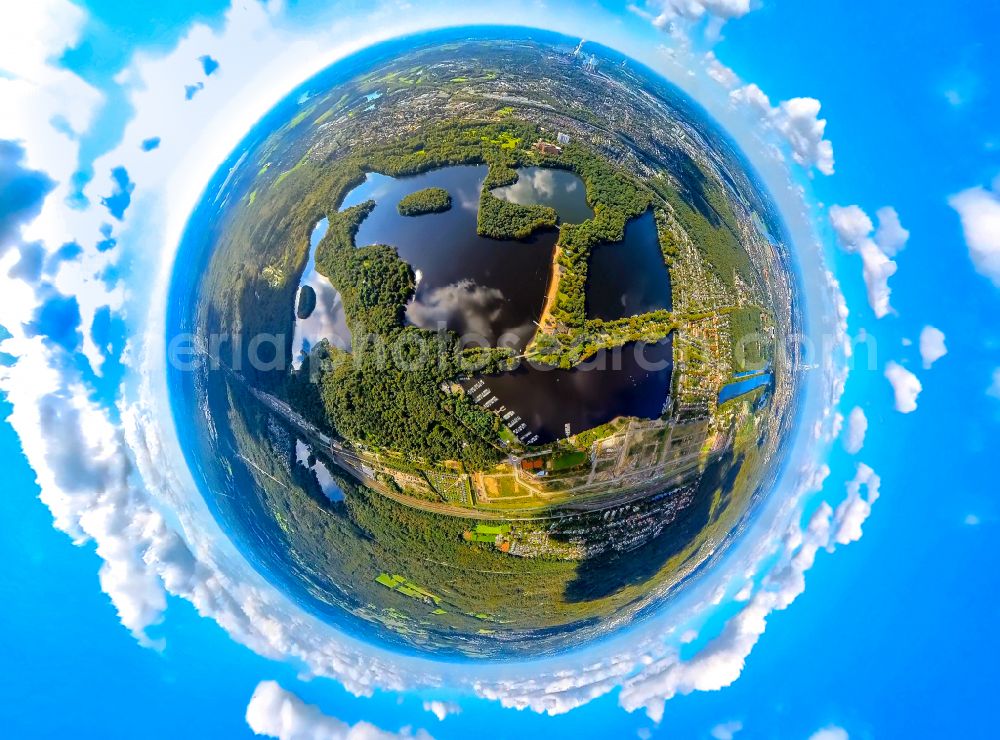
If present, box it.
[398,187,452,216]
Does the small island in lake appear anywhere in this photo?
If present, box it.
[296,284,317,320]
[397,187,452,216]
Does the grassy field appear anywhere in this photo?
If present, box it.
[549,450,589,472]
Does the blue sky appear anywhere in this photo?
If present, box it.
[1,1,998,738]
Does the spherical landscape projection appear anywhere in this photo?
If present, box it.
[167,29,802,658]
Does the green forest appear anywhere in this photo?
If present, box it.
[199,113,762,467]
[221,378,728,652]
[477,193,557,239]
[649,171,752,290]
[286,120,666,464]
[313,200,413,334]
[532,146,653,333]
[300,200,504,468]
[397,187,452,216]
[317,334,503,470]
[728,306,771,372]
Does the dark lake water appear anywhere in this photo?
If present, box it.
[291,164,675,444]
[466,339,673,445]
[340,165,567,348]
[291,217,350,367]
[491,166,594,224]
[295,439,344,501]
[586,209,672,320]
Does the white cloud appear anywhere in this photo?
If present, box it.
[711,720,743,740]
[731,85,835,175]
[949,177,1000,287]
[0,0,102,180]
[829,412,844,442]
[804,463,831,495]
[0,0,470,704]
[829,205,908,318]
[421,701,460,722]
[619,503,834,721]
[703,51,739,89]
[808,726,848,740]
[885,361,922,413]
[632,0,753,30]
[832,464,880,546]
[842,407,867,455]
[828,205,873,248]
[0,0,112,372]
[774,98,835,177]
[964,514,981,526]
[874,207,909,257]
[988,368,1000,399]
[855,240,897,320]
[618,458,878,722]
[919,326,947,369]
[246,681,430,740]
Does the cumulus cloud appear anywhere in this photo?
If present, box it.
[0,0,124,374]
[703,51,739,89]
[829,204,909,318]
[422,701,460,722]
[832,464,880,546]
[618,458,879,722]
[828,411,844,442]
[0,344,168,645]
[731,84,834,175]
[854,241,897,320]
[885,361,922,413]
[619,503,834,721]
[773,98,835,176]
[630,0,753,37]
[711,720,743,740]
[874,207,909,257]
[808,726,848,740]
[919,326,947,369]
[0,140,55,252]
[949,176,1000,287]
[247,681,430,740]
[0,0,459,699]
[0,0,101,212]
[702,51,840,179]
[988,368,1000,399]
[842,407,867,455]
[828,205,873,247]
